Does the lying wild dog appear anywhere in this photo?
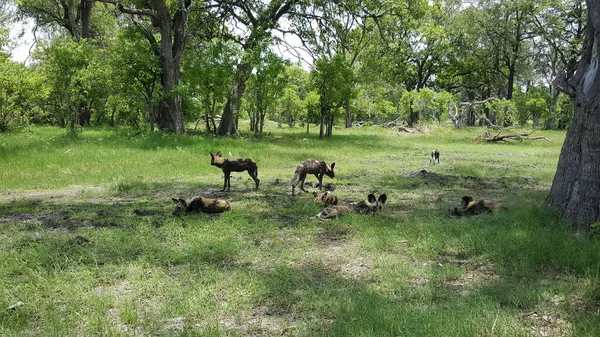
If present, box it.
[172,196,231,215]
[449,196,507,216]
[313,191,338,205]
[210,151,260,191]
[353,193,388,213]
[291,159,335,195]
[316,193,387,219]
[430,149,440,165]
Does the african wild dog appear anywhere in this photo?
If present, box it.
[313,191,338,205]
[172,196,231,215]
[449,196,507,216]
[430,149,440,165]
[353,193,388,213]
[210,151,260,191]
[316,193,387,219]
[290,159,335,195]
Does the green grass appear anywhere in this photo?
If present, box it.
[1,125,599,336]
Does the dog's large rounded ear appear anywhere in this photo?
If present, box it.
[330,163,335,170]
[313,192,318,197]
[216,151,223,157]
[178,198,187,206]
[378,194,387,204]
[171,198,179,204]
[367,194,376,203]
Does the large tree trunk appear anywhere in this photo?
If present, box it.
[156,62,185,133]
[345,101,352,128]
[545,88,560,130]
[545,0,600,228]
[218,63,253,136]
[98,0,189,134]
[80,0,93,39]
[155,0,187,134]
[408,99,418,127]
[319,105,326,139]
[327,115,334,137]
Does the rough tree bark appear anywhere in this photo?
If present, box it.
[345,101,352,128]
[99,0,189,134]
[218,63,252,136]
[216,0,298,136]
[545,0,600,228]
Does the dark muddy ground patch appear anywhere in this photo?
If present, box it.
[0,197,172,231]
[402,169,538,190]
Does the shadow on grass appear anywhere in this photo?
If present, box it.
[2,174,600,335]
[240,253,599,336]
[377,169,541,192]
[2,195,600,335]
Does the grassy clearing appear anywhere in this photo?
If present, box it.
[1,125,599,336]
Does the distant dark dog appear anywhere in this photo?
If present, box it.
[210,151,259,191]
[430,149,440,165]
[172,196,231,215]
[291,159,335,195]
[313,191,339,205]
[449,196,507,216]
[316,193,387,219]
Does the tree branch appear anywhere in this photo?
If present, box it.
[95,0,159,21]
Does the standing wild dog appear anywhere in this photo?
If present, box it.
[316,193,387,219]
[172,196,231,215]
[449,196,507,216]
[430,149,440,165]
[210,151,260,191]
[290,159,335,195]
[313,191,339,205]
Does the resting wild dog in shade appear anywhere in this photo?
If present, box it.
[316,193,387,219]
[430,149,440,165]
[313,191,338,205]
[172,197,231,215]
[449,196,507,216]
[353,193,388,213]
[291,159,335,195]
[210,151,260,191]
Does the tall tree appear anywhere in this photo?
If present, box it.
[482,0,537,100]
[545,0,600,229]
[38,38,98,132]
[16,0,95,40]
[109,28,162,129]
[215,0,301,136]
[245,48,287,135]
[532,0,586,129]
[292,0,371,128]
[311,54,354,138]
[183,41,237,135]
[97,0,194,134]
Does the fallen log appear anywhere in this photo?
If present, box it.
[485,134,551,142]
[397,125,413,133]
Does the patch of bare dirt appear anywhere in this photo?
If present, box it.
[217,305,301,336]
[521,311,572,337]
[438,252,499,295]
[0,185,107,202]
[402,169,538,190]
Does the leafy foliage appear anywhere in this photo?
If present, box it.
[311,54,355,137]
[183,41,238,134]
[3,0,586,132]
